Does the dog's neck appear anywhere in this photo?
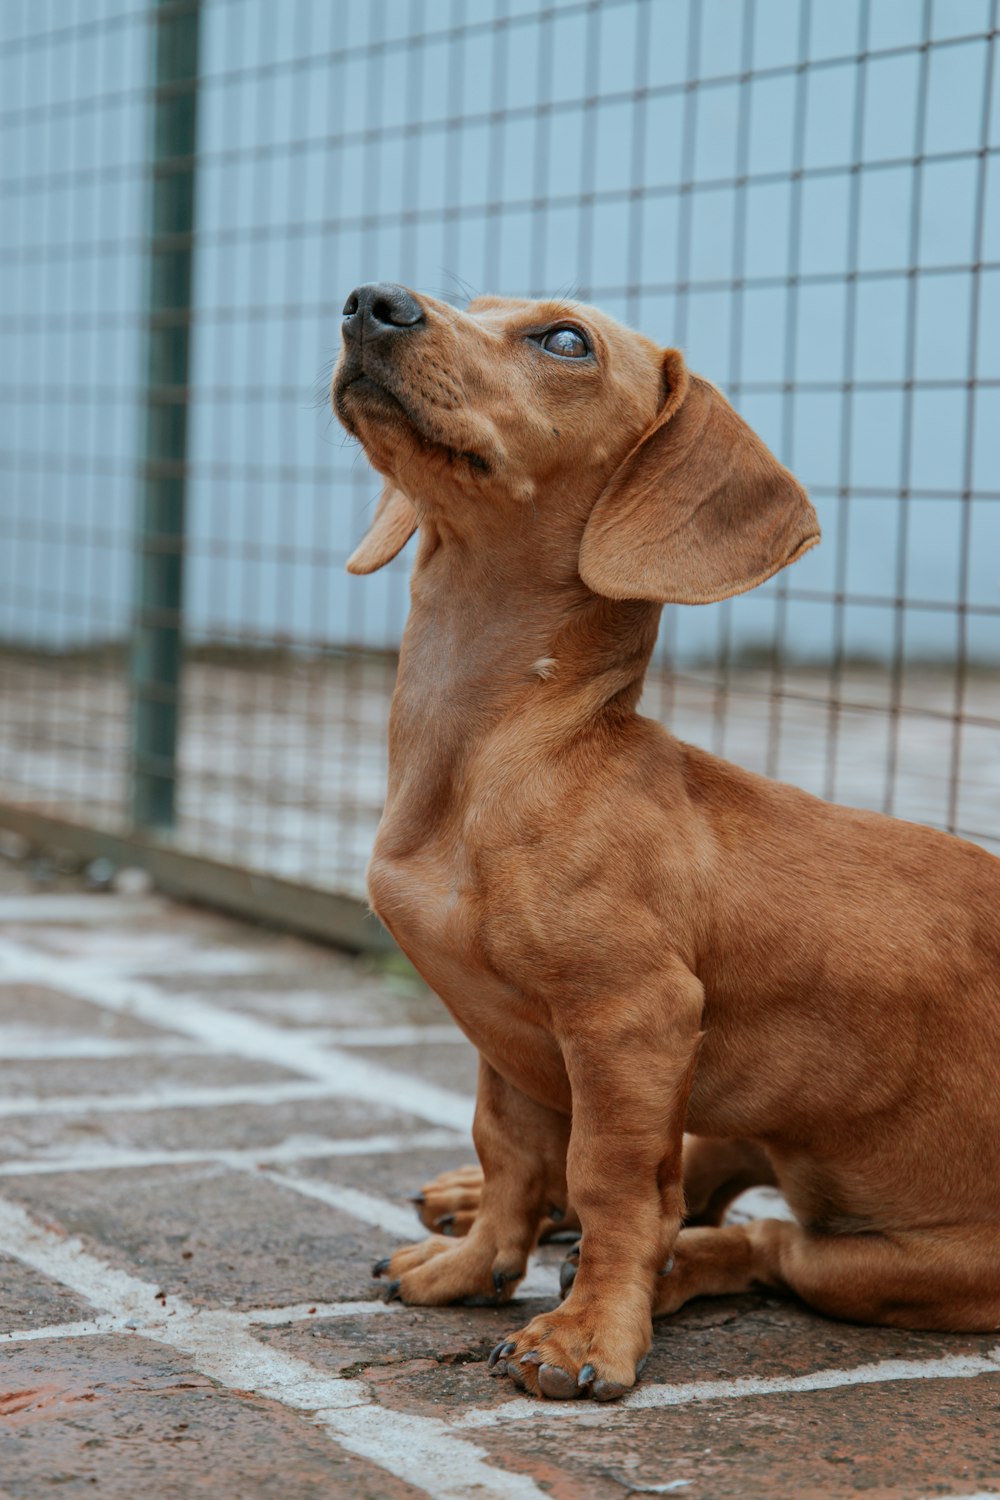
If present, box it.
[380,520,663,846]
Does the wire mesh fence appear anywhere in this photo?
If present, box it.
[1,0,998,934]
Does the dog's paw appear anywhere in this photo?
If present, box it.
[408,1164,483,1237]
[408,1166,578,1243]
[487,1303,650,1401]
[372,1235,525,1307]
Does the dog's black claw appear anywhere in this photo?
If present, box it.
[577,1362,595,1388]
[406,1192,425,1205]
[493,1269,514,1295]
[559,1254,579,1296]
[547,1205,565,1223]
[519,1350,542,1366]
[434,1213,456,1235]
[485,1344,512,1374]
[382,1279,402,1303]
[658,1256,674,1276]
[372,1257,391,1278]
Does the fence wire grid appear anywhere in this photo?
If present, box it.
[1,0,998,924]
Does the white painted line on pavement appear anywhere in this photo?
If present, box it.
[0,1194,548,1500]
[0,1139,551,1299]
[0,937,474,1133]
[262,1171,558,1300]
[0,1030,206,1061]
[0,1128,465,1177]
[227,991,399,1025]
[455,1347,1000,1427]
[0,926,672,1312]
[0,1022,465,1059]
[622,1348,1000,1408]
[518,1262,569,1299]
[0,1078,337,1118]
[305,1025,469,1047]
[1,1300,399,1343]
[1,1313,132,1343]
[242,1300,401,1326]
[263,1170,436,1239]
[33,935,291,977]
[111,946,291,976]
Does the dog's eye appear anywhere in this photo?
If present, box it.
[540,327,590,359]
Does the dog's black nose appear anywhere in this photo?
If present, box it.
[342,283,424,344]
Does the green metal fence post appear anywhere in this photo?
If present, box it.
[130,0,201,829]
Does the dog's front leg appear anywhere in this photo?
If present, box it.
[490,959,703,1401]
[373,1056,570,1306]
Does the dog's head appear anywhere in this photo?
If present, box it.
[332,285,819,604]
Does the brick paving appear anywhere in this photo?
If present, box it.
[1,874,999,1498]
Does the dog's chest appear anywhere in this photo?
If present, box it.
[366,841,570,1110]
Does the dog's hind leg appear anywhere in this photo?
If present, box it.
[416,1135,772,1241]
[410,1163,487,1237]
[652,1219,1000,1332]
[412,1162,579,1239]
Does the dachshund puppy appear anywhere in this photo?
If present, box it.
[333,283,1000,1402]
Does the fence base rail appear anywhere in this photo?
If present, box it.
[0,806,394,958]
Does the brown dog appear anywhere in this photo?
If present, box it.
[332,283,1000,1403]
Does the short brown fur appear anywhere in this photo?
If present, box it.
[333,288,1000,1403]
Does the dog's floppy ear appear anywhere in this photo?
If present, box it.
[346,482,418,575]
[579,350,819,604]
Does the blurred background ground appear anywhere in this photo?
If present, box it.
[2,657,997,898]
